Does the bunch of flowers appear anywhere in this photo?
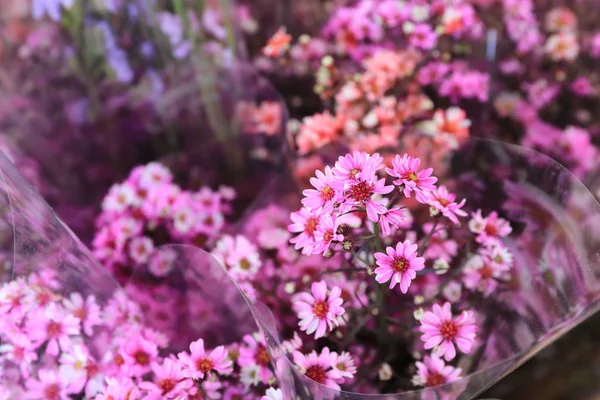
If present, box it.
[0,265,289,400]
[92,162,235,282]
[257,0,600,184]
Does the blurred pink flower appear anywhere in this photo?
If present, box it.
[293,280,345,339]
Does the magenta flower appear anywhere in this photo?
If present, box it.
[177,338,232,379]
[238,333,273,384]
[378,207,406,237]
[313,214,344,255]
[292,280,345,339]
[333,151,384,182]
[302,166,343,212]
[293,347,342,390]
[342,178,394,222]
[120,335,159,377]
[427,185,467,224]
[468,210,512,245]
[27,305,80,356]
[386,154,438,203]
[419,302,478,361]
[412,354,462,387]
[288,207,322,255]
[138,358,193,398]
[24,369,70,400]
[374,240,425,293]
[410,23,438,50]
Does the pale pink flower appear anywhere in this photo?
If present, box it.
[293,347,342,390]
[177,338,233,379]
[378,207,406,237]
[94,377,140,400]
[148,248,177,277]
[292,280,345,339]
[332,351,357,379]
[545,31,579,61]
[333,151,384,183]
[120,335,159,377]
[386,154,438,203]
[25,369,70,400]
[422,224,458,262]
[468,210,512,245]
[172,206,196,234]
[262,27,292,58]
[313,214,344,255]
[288,207,322,255]
[59,344,91,394]
[128,236,154,264]
[410,23,437,50]
[427,185,467,225]
[238,333,273,384]
[374,240,425,293]
[27,304,80,356]
[302,166,343,212]
[545,7,577,32]
[102,183,138,212]
[420,107,471,148]
[213,235,262,280]
[138,162,172,189]
[138,358,193,398]
[420,302,478,361]
[0,334,37,376]
[62,293,101,336]
[443,280,463,303]
[262,387,283,400]
[412,354,462,387]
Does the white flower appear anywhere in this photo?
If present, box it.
[240,365,261,387]
[378,363,393,381]
[261,388,283,400]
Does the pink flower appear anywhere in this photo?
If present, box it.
[138,358,193,398]
[302,166,343,212]
[288,207,322,255]
[58,344,92,394]
[120,335,159,377]
[374,240,425,293]
[332,351,357,380]
[313,214,344,255]
[410,23,437,50]
[94,377,140,400]
[417,62,450,85]
[419,302,478,361]
[545,31,579,61]
[571,77,595,96]
[25,369,71,400]
[463,252,511,296]
[378,207,406,237]
[238,333,273,384]
[254,101,283,136]
[333,151,385,183]
[293,347,342,390]
[342,176,394,222]
[422,224,458,262]
[62,293,102,336]
[386,154,437,203]
[292,280,345,339]
[412,354,462,387]
[468,210,512,245]
[27,304,80,356]
[420,107,471,148]
[212,235,262,280]
[0,334,37,376]
[545,7,577,32]
[138,162,172,189]
[177,338,233,379]
[427,185,467,225]
[148,248,177,277]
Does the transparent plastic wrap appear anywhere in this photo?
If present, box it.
[245,138,600,399]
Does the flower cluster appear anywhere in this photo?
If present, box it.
[92,162,234,281]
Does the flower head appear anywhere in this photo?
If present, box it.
[374,240,425,293]
[292,280,345,339]
[427,185,467,224]
[293,347,342,390]
[412,354,462,387]
[420,302,478,361]
[177,338,233,380]
[386,154,437,203]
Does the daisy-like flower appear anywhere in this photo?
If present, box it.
[420,108,471,148]
[313,214,344,255]
[374,240,425,293]
[240,364,262,387]
[148,248,178,277]
[302,166,343,212]
[262,387,283,400]
[293,347,342,390]
[0,334,37,376]
[292,280,345,339]
[468,210,512,245]
[333,151,384,183]
[27,304,80,356]
[213,235,262,281]
[427,185,467,225]
[138,162,172,189]
[419,302,478,361]
[25,369,71,400]
[94,377,140,400]
[378,207,406,237]
[178,338,233,380]
[342,177,394,223]
[120,335,159,377]
[288,207,322,255]
[238,333,273,384]
[128,236,154,265]
[412,354,462,387]
[102,183,138,213]
[386,154,438,203]
[138,358,193,399]
[332,351,357,380]
[254,101,283,136]
[58,344,90,394]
